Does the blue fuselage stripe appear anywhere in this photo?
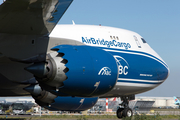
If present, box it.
[97,47,168,68]
[94,46,168,86]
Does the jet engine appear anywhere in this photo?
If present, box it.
[46,96,98,111]
[24,84,98,111]
[25,45,118,97]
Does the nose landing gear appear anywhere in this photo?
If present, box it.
[116,96,133,119]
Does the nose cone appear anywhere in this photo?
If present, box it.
[24,84,42,96]
[159,63,170,82]
[25,63,47,78]
[165,67,170,80]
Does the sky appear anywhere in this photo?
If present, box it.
[0,0,179,97]
[58,0,180,97]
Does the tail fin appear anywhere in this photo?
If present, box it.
[112,97,116,101]
[174,96,180,105]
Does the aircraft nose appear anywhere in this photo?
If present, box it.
[154,61,170,83]
[166,67,170,80]
[160,65,170,81]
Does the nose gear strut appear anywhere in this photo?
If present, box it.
[116,95,134,119]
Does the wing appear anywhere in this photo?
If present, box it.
[0,0,73,35]
[0,0,73,96]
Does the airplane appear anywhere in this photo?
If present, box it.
[0,0,169,119]
[174,96,180,106]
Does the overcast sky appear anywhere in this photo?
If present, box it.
[0,0,179,97]
[58,0,180,97]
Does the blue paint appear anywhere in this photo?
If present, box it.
[82,37,131,49]
[108,50,169,81]
[45,96,98,111]
[50,44,169,96]
[102,47,168,68]
[51,45,119,97]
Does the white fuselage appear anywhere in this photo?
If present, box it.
[49,24,169,97]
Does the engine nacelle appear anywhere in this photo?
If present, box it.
[45,96,98,111]
[24,84,98,111]
[26,45,118,97]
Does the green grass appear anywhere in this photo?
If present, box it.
[1,115,118,120]
[2,114,180,120]
[153,109,180,111]
[122,113,180,120]
[33,115,118,119]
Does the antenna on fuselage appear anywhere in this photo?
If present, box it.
[72,20,75,25]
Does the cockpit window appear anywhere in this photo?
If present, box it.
[141,38,147,43]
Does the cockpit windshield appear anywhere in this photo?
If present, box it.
[141,38,147,43]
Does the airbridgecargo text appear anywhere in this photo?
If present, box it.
[82,37,131,50]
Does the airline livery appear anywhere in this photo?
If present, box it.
[174,96,180,106]
[0,0,169,119]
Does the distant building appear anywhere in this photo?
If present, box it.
[0,97,35,103]
[93,96,177,113]
[136,97,177,108]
